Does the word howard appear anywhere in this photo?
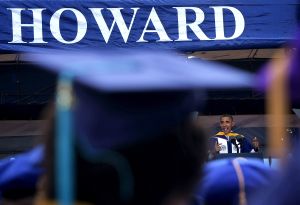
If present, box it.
[7,6,245,44]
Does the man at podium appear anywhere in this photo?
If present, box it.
[209,115,258,159]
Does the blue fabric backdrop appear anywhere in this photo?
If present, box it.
[0,0,299,52]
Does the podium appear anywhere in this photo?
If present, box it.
[214,152,263,160]
[213,153,279,168]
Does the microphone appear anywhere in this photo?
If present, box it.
[230,138,240,153]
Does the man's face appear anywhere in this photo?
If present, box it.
[220,117,234,135]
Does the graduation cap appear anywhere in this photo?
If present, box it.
[25,49,254,204]
[28,50,253,149]
[0,146,44,200]
[193,158,277,205]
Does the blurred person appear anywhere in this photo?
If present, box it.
[251,137,260,153]
[38,94,208,205]
[248,20,300,203]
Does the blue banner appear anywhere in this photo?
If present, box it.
[0,0,299,53]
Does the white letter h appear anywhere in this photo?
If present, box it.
[8,8,47,43]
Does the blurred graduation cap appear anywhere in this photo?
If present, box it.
[0,146,44,200]
[193,158,277,205]
[25,49,254,204]
[26,50,254,151]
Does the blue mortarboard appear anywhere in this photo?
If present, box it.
[26,49,254,204]
[0,146,44,199]
[28,50,253,91]
[27,50,254,150]
[193,158,276,205]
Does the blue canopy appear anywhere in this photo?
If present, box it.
[0,0,299,53]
